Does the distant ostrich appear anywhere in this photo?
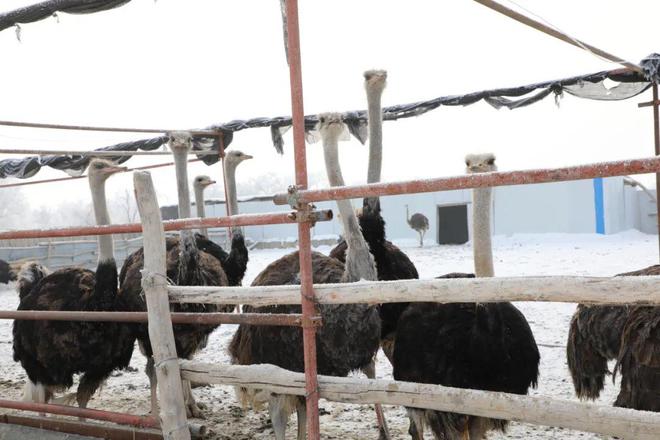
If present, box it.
[13,159,135,408]
[229,113,383,440]
[567,264,660,400]
[119,132,230,417]
[0,258,17,284]
[192,150,252,286]
[405,205,429,247]
[393,153,540,440]
[329,69,418,364]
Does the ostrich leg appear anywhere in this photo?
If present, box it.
[146,356,160,416]
[269,395,289,440]
[363,360,392,440]
[296,400,307,440]
[182,379,205,418]
[418,231,423,247]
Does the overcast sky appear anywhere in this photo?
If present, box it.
[1,0,659,212]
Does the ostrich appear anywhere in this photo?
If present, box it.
[405,205,429,247]
[565,264,660,403]
[0,258,17,284]
[392,153,540,440]
[13,159,135,409]
[229,113,384,440]
[192,150,252,287]
[119,132,230,418]
[328,69,418,363]
[193,175,216,237]
[614,302,660,411]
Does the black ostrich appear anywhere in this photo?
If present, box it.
[0,258,17,284]
[328,70,418,362]
[191,150,252,287]
[392,153,540,439]
[229,113,383,440]
[119,132,230,418]
[566,264,660,400]
[13,159,135,408]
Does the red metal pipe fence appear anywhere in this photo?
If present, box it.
[274,156,660,206]
[0,209,333,240]
[0,310,308,327]
[284,0,322,438]
[0,399,159,429]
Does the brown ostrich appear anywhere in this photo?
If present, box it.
[405,205,429,247]
[228,113,385,440]
[566,264,660,401]
[119,132,230,418]
[13,159,135,408]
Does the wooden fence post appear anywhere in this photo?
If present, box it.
[133,171,191,440]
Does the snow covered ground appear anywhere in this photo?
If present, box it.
[0,231,656,439]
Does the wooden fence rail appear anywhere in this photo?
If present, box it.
[179,362,660,440]
[168,276,660,306]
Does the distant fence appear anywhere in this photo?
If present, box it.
[0,231,228,270]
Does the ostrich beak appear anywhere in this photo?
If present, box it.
[243,154,253,160]
[104,165,128,175]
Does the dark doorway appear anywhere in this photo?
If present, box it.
[437,204,469,244]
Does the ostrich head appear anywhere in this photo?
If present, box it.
[168,131,193,153]
[224,150,253,169]
[318,112,345,140]
[364,69,387,94]
[87,159,127,184]
[465,153,497,174]
[193,175,216,191]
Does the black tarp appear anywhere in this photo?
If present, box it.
[0,66,654,179]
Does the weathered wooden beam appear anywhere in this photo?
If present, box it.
[180,362,660,440]
[168,276,660,307]
[134,171,190,440]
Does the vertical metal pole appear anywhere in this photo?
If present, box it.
[653,84,660,260]
[284,1,320,439]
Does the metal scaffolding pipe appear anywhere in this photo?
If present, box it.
[0,414,163,440]
[284,0,321,438]
[0,310,307,326]
[0,399,158,429]
[0,119,217,135]
[0,209,333,240]
[0,159,201,189]
[0,148,218,157]
[273,156,660,205]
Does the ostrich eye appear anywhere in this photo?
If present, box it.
[465,161,470,167]
[487,158,495,165]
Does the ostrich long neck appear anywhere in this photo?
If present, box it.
[473,186,494,277]
[173,148,197,249]
[224,161,242,235]
[366,86,383,185]
[323,133,377,282]
[194,184,208,236]
[90,177,114,263]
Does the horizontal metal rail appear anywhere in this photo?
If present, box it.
[0,399,158,429]
[273,156,660,205]
[0,148,218,157]
[179,362,660,440]
[0,159,201,189]
[0,311,306,326]
[0,119,217,135]
[0,414,164,440]
[167,276,660,306]
[0,209,333,240]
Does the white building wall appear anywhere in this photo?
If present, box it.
[196,176,648,243]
